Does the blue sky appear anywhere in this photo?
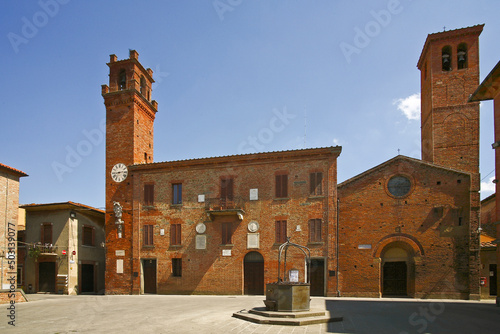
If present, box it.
[1,0,498,210]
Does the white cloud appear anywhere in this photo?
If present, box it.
[393,93,421,121]
[333,138,342,146]
[481,176,496,195]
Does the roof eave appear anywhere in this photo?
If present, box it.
[469,60,500,102]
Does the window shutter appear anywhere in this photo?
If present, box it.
[275,220,287,243]
[282,220,287,242]
[176,224,181,245]
[308,220,313,242]
[42,224,52,244]
[221,178,234,201]
[283,175,288,197]
[275,175,280,197]
[144,184,154,206]
[310,172,323,195]
[170,224,174,245]
[170,224,181,245]
[276,175,288,198]
[275,221,280,242]
[315,219,321,241]
[227,179,234,200]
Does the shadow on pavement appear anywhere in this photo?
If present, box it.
[325,298,500,334]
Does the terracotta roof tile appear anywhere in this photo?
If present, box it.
[0,162,28,177]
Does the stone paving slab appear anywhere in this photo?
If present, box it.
[0,294,499,333]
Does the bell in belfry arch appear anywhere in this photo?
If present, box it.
[457,50,466,62]
[442,53,451,71]
[457,50,467,69]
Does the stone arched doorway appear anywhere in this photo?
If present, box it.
[244,251,264,295]
[374,235,423,298]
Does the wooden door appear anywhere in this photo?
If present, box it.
[383,261,407,296]
[244,252,264,295]
[143,259,157,294]
[309,259,325,296]
[81,264,95,293]
[490,264,497,296]
[38,262,56,293]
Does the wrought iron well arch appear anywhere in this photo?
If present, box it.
[277,237,311,283]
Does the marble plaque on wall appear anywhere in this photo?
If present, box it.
[115,250,125,256]
[116,259,123,274]
[247,233,259,249]
[249,188,258,200]
[196,235,206,249]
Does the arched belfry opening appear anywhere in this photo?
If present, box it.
[118,69,127,90]
[140,75,146,95]
[244,251,264,295]
[380,242,416,297]
[442,45,452,71]
[457,43,468,69]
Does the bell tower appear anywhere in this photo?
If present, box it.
[417,25,483,175]
[102,50,157,294]
[417,25,483,300]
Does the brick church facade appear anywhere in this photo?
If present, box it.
[103,25,484,299]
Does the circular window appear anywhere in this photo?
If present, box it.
[387,175,412,197]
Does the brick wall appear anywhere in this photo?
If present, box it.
[0,167,25,290]
[106,147,341,295]
[338,157,474,299]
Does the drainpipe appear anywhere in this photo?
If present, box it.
[336,197,340,297]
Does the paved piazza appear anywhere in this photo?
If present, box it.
[2,294,500,333]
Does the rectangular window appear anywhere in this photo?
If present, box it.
[172,183,182,205]
[144,224,154,246]
[275,220,287,243]
[308,219,322,242]
[275,174,288,198]
[82,225,95,246]
[144,184,154,206]
[222,222,233,244]
[310,172,323,195]
[172,258,182,277]
[170,224,181,246]
[41,223,52,244]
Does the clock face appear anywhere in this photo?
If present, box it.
[111,163,128,183]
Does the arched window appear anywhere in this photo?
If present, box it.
[118,69,127,90]
[140,76,146,95]
[442,45,452,71]
[457,43,468,69]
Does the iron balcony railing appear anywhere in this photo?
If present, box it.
[35,243,56,254]
[205,196,245,211]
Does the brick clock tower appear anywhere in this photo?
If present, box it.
[417,25,483,299]
[102,50,157,294]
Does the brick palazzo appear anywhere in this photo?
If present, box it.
[104,25,483,299]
